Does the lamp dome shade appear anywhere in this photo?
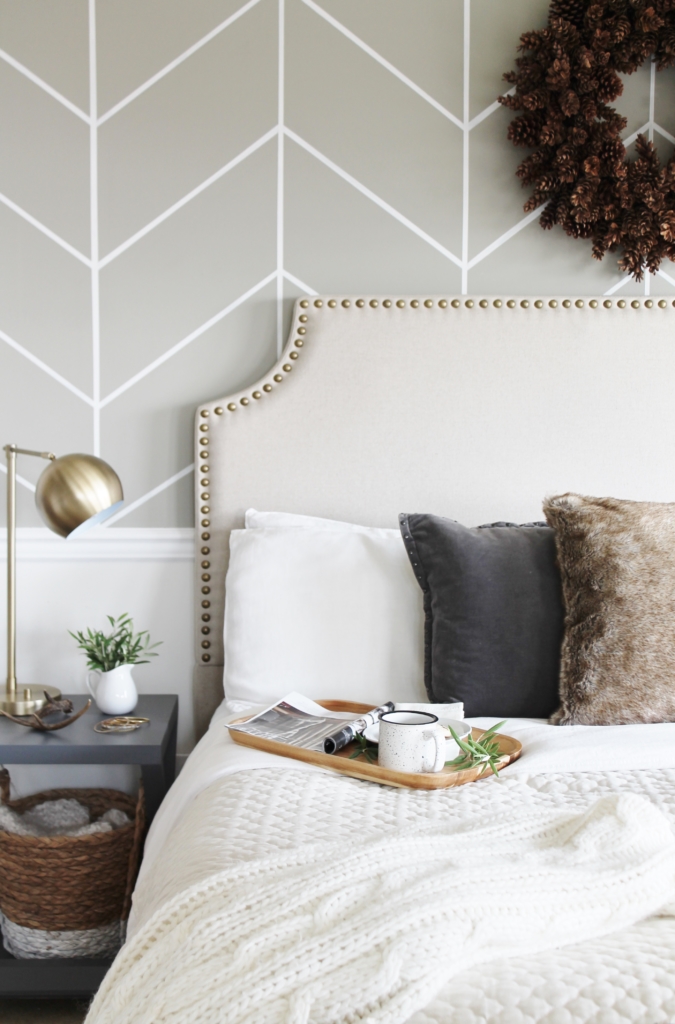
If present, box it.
[35,454,124,538]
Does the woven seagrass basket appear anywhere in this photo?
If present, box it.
[0,768,145,958]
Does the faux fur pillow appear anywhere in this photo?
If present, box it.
[543,493,675,725]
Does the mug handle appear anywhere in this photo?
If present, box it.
[422,726,446,773]
[87,670,100,698]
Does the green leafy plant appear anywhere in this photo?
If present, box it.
[69,614,161,672]
[348,733,378,764]
[445,721,506,778]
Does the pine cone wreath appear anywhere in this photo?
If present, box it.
[501,0,675,280]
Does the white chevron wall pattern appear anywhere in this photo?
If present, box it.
[2,0,675,527]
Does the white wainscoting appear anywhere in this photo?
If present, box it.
[0,528,194,795]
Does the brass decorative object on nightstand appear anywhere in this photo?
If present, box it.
[3,445,123,716]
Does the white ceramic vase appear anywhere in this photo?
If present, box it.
[87,664,138,715]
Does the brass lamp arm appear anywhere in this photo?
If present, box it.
[3,445,55,461]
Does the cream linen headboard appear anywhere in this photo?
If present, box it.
[193,294,675,736]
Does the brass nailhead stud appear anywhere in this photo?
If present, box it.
[201,627,210,635]
[201,573,210,582]
[202,613,210,621]
[562,299,571,308]
[466,299,474,308]
[410,300,419,308]
[328,299,337,307]
[201,492,209,500]
[631,300,640,309]
[300,300,309,308]
[439,299,448,308]
[215,407,223,415]
[575,299,584,308]
[240,397,249,406]
[227,403,236,411]
[201,561,210,569]
[274,374,283,382]
[314,299,323,307]
[201,586,210,594]
[202,600,210,608]
[520,300,529,308]
[341,299,350,308]
[534,300,543,308]
[424,299,433,308]
[201,505,210,514]
[479,299,489,308]
[494,299,503,308]
[294,339,304,347]
[297,327,306,334]
[549,299,557,308]
[199,424,208,432]
[200,480,208,487]
[201,547,210,555]
[617,299,626,308]
[370,299,379,308]
[589,299,598,308]
[452,299,461,308]
[202,654,210,662]
[283,364,292,372]
[263,384,273,392]
[299,314,308,322]
[200,410,209,418]
[252,391,262,399]
[603,300,612,308]
[290,351,299,360]
[645,299,653,308]
[356,299,365,307]
[396,300,406,308]
[201,640,210,649]
[199,438,209,445]
[507,300,516,308]
[659,299,667,308]
[201,519,210,527]
[201,532,210,540]
[383,299,392,307]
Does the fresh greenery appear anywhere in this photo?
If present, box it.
[445,721,506,778]
[348,733,378,764]
[69,614,161,672]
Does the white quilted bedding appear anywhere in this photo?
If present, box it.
[128,715,675,1024]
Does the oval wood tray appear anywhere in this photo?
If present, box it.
[227,700,522,790]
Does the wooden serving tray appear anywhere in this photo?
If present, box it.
[227,700,522,790]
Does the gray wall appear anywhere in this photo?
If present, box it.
[2,0,675,528]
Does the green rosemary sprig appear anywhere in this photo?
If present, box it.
[445,721,506,778]
[348,733,378,764]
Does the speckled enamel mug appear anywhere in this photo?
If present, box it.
[378,711,447,774]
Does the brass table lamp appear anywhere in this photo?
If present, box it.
[4,446,123,715]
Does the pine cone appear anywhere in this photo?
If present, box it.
[549,0,586,27]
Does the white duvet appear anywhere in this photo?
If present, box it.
[96,711,675,1024]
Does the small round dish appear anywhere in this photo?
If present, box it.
[94,716,150,734]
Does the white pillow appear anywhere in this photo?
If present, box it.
[223,516,426,706]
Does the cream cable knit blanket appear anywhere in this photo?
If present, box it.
[86,793,675,1024]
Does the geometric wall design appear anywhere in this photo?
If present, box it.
[2,0,675,527]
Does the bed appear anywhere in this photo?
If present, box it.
[87,296,675,1024]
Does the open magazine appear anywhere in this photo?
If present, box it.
[227,692,464,754]
[226,693,362,752]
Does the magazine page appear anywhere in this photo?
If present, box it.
[227,692,359,751]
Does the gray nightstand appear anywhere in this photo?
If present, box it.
[0,693,178,1000]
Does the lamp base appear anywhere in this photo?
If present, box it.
[0,685,61,716]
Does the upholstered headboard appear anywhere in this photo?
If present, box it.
[193,294,675,736]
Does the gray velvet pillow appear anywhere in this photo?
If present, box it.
[544,493,675,725]
[399,513,564,718]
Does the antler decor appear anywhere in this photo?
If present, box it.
[501,0,675,280]
[0,692,92,731]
